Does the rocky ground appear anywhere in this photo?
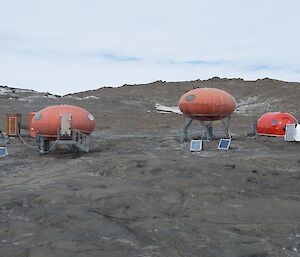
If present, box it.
[0,78,300,257]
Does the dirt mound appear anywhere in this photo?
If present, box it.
[0,78,300,257]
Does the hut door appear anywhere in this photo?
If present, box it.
[9,117,17,135]
[60,114,72,137]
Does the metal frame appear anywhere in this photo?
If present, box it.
[181,115,232,142]
[56,129,90,153]
[37,129,90,155]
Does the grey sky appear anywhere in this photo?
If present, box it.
[1,0,299,95]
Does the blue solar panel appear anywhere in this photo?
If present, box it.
[0,147,7,157]
[218,139,231,150]
[190,140,202,151]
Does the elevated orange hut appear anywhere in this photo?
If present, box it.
[256,112,297,137]
[178,88,236,141]
[31,105,96,140]
[179,88,236,121]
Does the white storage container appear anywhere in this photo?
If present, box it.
[294,125,300,142]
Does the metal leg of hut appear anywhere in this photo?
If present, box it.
[56,144,60,158]
[181,117,214,141]
[181,116,232,141]
[37,137,50,154]
[221,116,232,139]
[69,145,79,158]
[181,116,194,142]
[199,121,214,140]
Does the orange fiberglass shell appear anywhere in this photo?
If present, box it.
[31,105,96,139]
[256,112,297,137]
[28,112,37,137]
[178,88,236,121]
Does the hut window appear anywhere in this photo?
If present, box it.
[186,95,195,101]
[88,113,94,121]
[34,113,42,121]
[271,119,277,125]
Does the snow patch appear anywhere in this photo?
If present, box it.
[0,86,35,96]
[115,238,137,247]
[64,95,99,100]
[155,103,182,114]
[236,97,271,115]
[82,95,99,99]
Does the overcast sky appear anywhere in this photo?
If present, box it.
[1,0,300,95]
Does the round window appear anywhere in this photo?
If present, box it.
[186,95,195,101]
[88,113,94,121]
[34,113,42,121]
[271,119,277,125]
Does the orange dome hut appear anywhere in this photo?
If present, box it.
[31,105,96,154]
[256,112,297,137]
[31,105,96,139]
[179,88,236,120]
[178,88,236,141]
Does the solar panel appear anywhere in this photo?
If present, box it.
[190,140,203,152]
[0,147,8,157]
[218,139,231,150]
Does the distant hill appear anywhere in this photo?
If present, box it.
[1,77,300,120]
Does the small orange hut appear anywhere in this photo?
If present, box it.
[256,112,298,137]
